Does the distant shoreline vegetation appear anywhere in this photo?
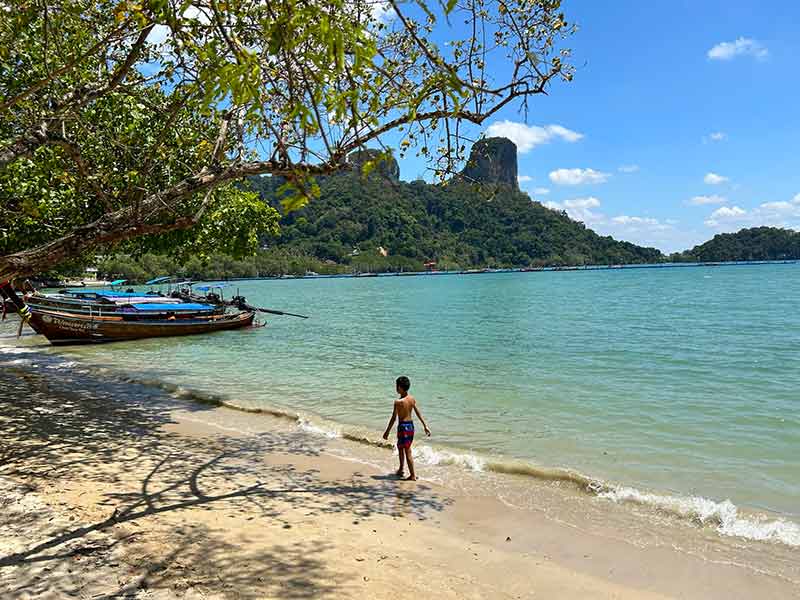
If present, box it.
[44,230,800,285]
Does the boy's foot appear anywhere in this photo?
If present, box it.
[404,475,418,481]
[395,469,404,478]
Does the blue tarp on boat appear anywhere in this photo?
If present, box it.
[66,290,141,297]
[194,283,230,292]
[131,303,214,311]
[145,276,173,285]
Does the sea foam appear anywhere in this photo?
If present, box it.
[598,486,800,546]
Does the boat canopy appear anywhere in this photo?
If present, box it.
[107,296,181,304]
[62,290,136,298]
[109,279,127,286]
[67,290,143,298]
[194,283,231,292]
[145,276,173,285]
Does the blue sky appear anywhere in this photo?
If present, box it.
[392,0,800,252]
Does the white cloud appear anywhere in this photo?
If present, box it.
[543,197,604,225]
[618,164,639,173]
[709,132,727,142]
[712,206,747,218]
[485,121,584,153]
[760,201,794,211]
[544,125,584,143]
[687,194,727,206]
[564,197,601,209]
[517,175,533,183]
[704,195,800,230]
[704,172,729,185]
[147,24,171,46]
[707,37,768,61]
[532,187,550,195]
[704,206,747,227]
[543,196,693,252]
[612,215,661,226]
[146,6,209,50]
[369,1,393,24]
[549,168,610,185]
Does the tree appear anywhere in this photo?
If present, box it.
[0,0,576,281]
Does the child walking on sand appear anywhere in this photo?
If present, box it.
[382,376,431,480]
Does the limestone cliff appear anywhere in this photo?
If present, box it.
[458,137,518,189]
[347,149,400,181]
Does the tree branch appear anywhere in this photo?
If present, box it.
[0,20,134,113]
[0,157,342,280]
[49,135,113,211]
[0,23,154,169]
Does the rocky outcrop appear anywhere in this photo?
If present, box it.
[458,137,518,189]
[347,149,400,181]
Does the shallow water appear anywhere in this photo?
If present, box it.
[3,264,799,547]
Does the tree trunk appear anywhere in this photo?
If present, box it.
[0,157,342,281]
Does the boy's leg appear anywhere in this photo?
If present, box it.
[396,444,405,476]
[404,446,416,480]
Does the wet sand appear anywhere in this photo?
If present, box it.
[0,365,797,599]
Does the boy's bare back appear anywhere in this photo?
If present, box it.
[394,394,417,422]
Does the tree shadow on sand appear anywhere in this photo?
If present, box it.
[0,361,452,597]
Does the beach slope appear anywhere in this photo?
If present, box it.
[0,367,795,599]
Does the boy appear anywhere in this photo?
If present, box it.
[382,376,431,480]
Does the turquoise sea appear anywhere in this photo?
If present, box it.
[2,264,799,547]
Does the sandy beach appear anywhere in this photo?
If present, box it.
[1,364,797,599]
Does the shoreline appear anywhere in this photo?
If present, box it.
[3,336,800,545]
[125,373,800,538]
[35,259,800,290]
[1,360,798,598]
[213,258,800,282]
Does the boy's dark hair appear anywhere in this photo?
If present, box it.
[396,376,411,391]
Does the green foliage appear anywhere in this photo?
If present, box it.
[251,172,664,268]
[673,227,800,262]
[97,249,347,282]
[125,186,280,261]
[2,0,578,279]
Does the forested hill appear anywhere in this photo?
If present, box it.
[248,138,663,270]
[675,227,800,262]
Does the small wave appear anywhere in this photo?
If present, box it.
[413,446,607,493]
[413,445,487,472]
[342,432,395,450]
[599,487,800,546]
[2,358,34,366]
[298,417,340,439]
[486,461,608,492]
[45,361,78,370]
[0,346,37,355]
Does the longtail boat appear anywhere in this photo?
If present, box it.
[28,307,255,344]
[1,282,255,345]
[24,290,225,317]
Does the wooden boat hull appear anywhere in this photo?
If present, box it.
[29,309,256,344]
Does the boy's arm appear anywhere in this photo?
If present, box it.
[413,404,431,436]
[382,404,397,440]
